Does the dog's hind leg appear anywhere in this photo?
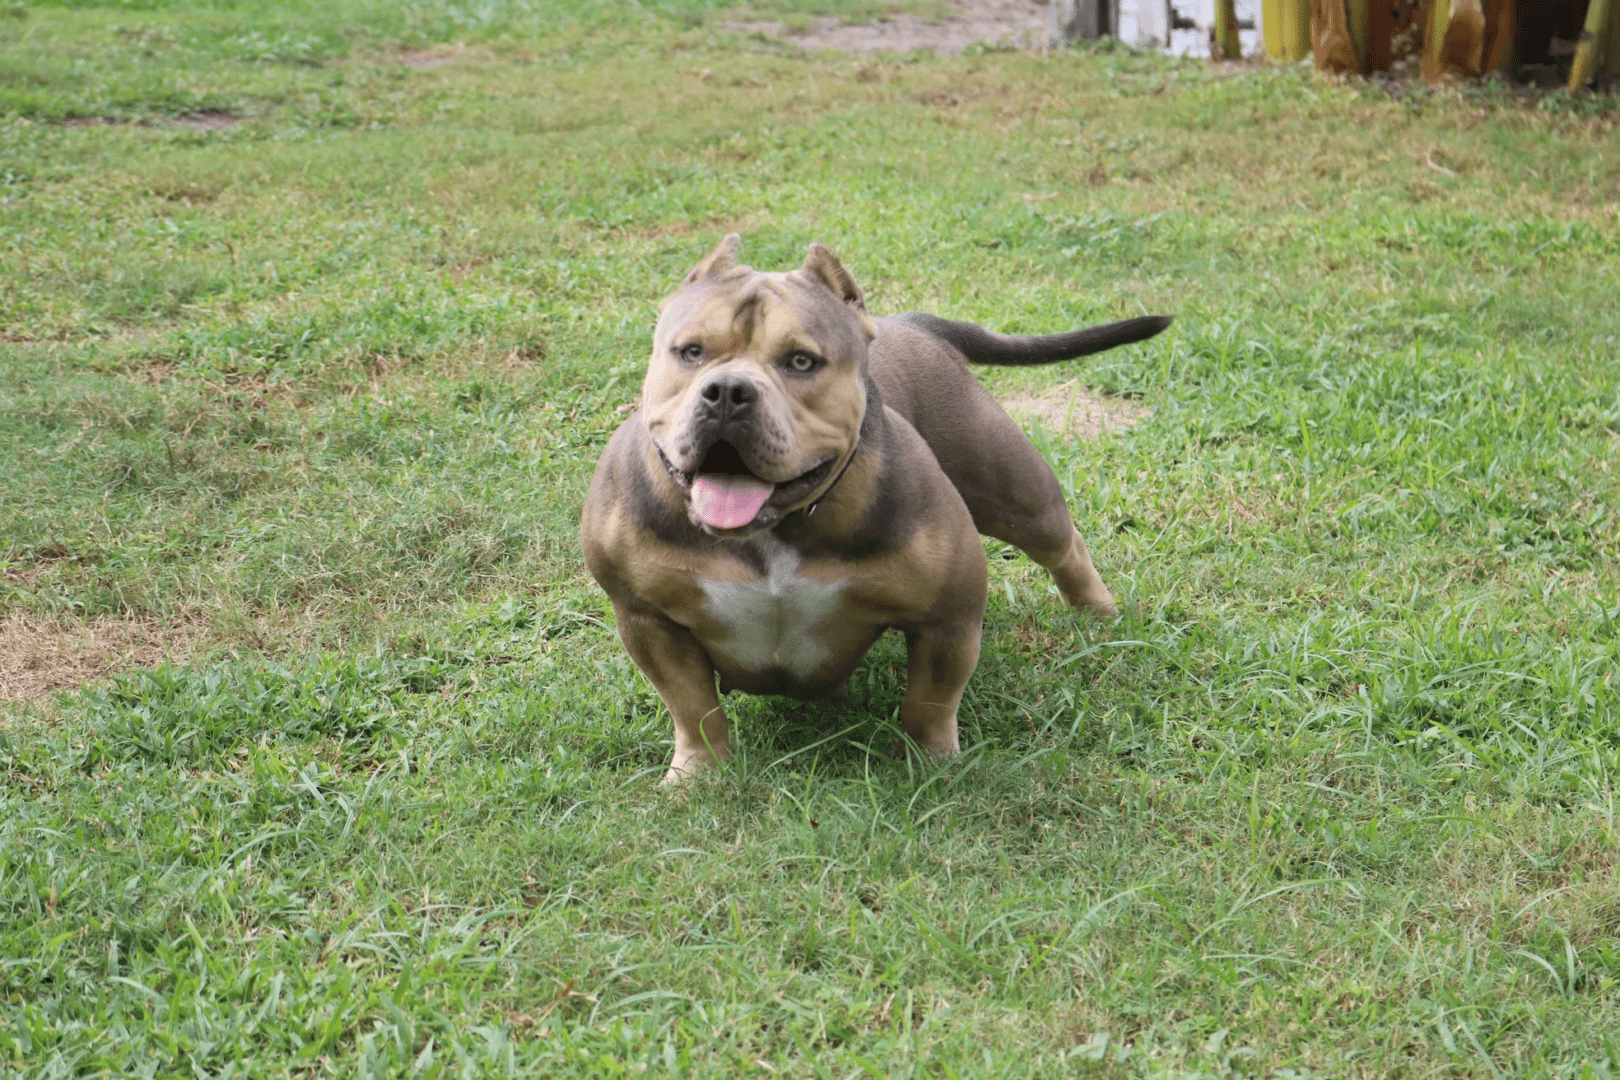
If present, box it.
[923,398,1119,617]
[978,482,1118,617]
[868,320,1120,617]
[1033,525,1117,617]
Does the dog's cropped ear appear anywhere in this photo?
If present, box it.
[800,243,866,312]
[683,233,741,286]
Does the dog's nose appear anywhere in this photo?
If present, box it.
[698,374,757,422]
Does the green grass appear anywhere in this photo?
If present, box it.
[4,1,1620,1075]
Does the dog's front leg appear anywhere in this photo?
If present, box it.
[612,604,730,783]
[897,620,983,760]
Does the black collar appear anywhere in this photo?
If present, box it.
[802,438,860,518]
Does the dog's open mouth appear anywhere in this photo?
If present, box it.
[690,442,775,530]
[674,440,837,532]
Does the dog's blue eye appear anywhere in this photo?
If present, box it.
[678,343,703,363]
[786,352,818,373]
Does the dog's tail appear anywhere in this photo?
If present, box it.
[895,312,1172,367]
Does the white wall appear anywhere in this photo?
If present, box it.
[1117,0,1261,56]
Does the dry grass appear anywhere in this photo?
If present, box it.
[398,45,471,70]
[0,612,195,704]
[722,0,1034,55]
[999,380,1147,441]
[169,110,239,131]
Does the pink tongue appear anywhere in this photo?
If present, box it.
[690,474,775,530]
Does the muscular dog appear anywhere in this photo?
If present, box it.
[581,236,1170,782]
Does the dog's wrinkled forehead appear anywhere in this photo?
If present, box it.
[654,236,876,361]
[656,270,868,362]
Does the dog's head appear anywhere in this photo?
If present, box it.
[641,234,876,535]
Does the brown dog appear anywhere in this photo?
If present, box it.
[581,236,1170,781]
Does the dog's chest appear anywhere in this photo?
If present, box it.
[697,540,846,680]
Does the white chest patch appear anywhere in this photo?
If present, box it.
[698,539,845,680]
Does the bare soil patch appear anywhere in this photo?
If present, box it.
[0,613,194,704]
[730,0,1047,55]
[55,112,239,131]
[400,45,475,69]
[1000,380,1146,440]
[620,215,758,243]
[171,110,239,132]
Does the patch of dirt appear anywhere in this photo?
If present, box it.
[619,215,757,243]
[729,0,1047,55]
[131,359,178,383]
[0,612,194,704]
[146,180,222,204]
[1000,380,1147,440]
[171,110,239,132]
[400,44,473,69]
[54,112,239,131]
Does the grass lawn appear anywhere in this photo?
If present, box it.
[3,0,1620,1074]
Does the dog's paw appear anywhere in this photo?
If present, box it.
[1085,594,1120,619]
[663,747,727,784]
[1061,580,1118,618]
[889,736,958,763]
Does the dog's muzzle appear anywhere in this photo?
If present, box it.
[654,436,839,534]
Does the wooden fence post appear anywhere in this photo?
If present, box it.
[1214,0,1243,56]
[1569,0,1614,89]
[1264,0,1315,58]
